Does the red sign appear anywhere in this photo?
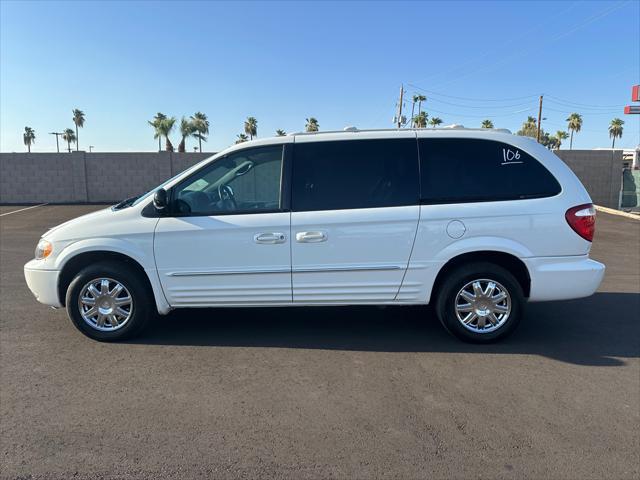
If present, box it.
[632,85,640,102]
[624,105,640,114]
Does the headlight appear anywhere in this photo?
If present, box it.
[35,239,53,260]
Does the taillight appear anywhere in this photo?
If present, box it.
[565,203,596,242]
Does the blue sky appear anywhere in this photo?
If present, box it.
[1,0,638,153]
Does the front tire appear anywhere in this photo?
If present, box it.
[435,262,524,343]
[65,261,153,341]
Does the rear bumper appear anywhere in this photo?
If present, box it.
[24,260,62,308]
[525,256,605,302]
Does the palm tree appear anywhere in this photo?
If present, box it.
[517,116,538,138]
[429,117,443,128]
[608,118,624,148]
[178,117,195,152]
[158,117,176,152]
[566,113,583,150]
[413,111,428,128]
[190,112,209,152]
[62,128,76,153]
[23,126,36,152]
[148,113,167,151]
[244,116,258,140]
[72,108,85,151]
[410,95,421,127]
[236,133,249,144]
[547,135,559,150]
[305,117,319,132]
[481,119,494,129]
[555,131,569,149]
[415,94,427,117]
[275,129,286,136]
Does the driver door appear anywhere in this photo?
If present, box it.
[153,143,292,306]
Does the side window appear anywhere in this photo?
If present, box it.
[292,139,420,212]
[172,145,283,215]
[418,138,561,204]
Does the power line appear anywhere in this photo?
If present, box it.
[426,106,536,119]
[406,85,627,113]
[406,84,539,102]
[422,96,537,109]
[544,106,623,116]
[542,119,603,134]
[426,0,631,92]
[407,1,580,88]
[545,95,627,109]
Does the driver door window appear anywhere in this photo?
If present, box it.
[172,145,284,215]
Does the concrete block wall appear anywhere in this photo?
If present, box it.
[85,152,172,203]
[555,150,623,209]
[0,149,625,207]
[170,152,210,176]
[0,152,85,203]
[0,151,211,204]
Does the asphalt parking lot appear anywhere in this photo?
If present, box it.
[1,205,638,479]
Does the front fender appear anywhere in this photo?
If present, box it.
[51,238,172,315]
[53,237,155,271]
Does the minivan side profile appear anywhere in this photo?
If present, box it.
[24,128,605,343]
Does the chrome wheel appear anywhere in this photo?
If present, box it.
[78,278,133,332]
[454,279,511,334]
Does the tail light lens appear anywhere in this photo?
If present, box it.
[565,203,596,242]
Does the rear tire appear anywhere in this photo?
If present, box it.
[65,261,153,341]
[435,262,524,343]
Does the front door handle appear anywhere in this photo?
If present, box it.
[254,232,286,244]
[296,231,328,243]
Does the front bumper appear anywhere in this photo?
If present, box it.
[24,259,62,308]
[525,256,605,302]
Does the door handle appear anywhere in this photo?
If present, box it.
[254,232,286,244]
[296,231,328,243]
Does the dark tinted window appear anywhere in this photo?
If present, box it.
[292,139,419,211]
[419,138,561,203]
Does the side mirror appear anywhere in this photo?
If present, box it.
[153,188,168,211]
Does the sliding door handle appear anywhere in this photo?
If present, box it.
[296,231,328,243]
[254,232,286,244]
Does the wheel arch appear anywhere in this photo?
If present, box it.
[57,250,154,308]
[428,250,531,304]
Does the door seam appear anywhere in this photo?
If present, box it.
[394,206,421,300]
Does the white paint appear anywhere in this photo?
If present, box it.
[154,212,291,305]
[23,129,605,316]
[446,220,466,239]
[291,206,419,302]
[0,203,48,217]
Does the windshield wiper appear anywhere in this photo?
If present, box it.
[113,195,139,210]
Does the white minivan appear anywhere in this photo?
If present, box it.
[25,128,605,342]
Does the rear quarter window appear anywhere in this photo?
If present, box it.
[418,138,561,204]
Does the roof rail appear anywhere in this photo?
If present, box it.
[288,126,512,136]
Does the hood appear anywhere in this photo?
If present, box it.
[43,206,115,241]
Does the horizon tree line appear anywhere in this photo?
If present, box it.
[403,90,626,150]
[21,108,85,153]
[235,117,320,144]
[18,108,626,152]
[148,112,210,152]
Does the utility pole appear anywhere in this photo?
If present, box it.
[396,85,404,128]
[49,132,62,153]
[536,95,544,142]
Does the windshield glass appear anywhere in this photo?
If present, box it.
[131,153,220,207]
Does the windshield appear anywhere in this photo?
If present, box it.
[130,153,220,207]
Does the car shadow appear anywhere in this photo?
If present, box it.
[129,292,640,367]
